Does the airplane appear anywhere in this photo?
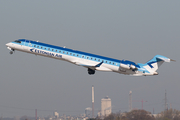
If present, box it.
[6,39,175,76]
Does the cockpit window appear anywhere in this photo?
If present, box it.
[14,40,21,43]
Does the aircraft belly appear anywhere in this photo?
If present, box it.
[99,64,118,71]
[95,66,112,71]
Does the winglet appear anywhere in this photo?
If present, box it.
[95,61,103,67]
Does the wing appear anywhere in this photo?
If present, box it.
[70,60,112,71]
[77,61,103,67]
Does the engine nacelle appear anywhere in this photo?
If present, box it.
[120,63,131,70]
[120,64,137,70]
[130,64,137,70]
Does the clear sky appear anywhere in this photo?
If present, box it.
[0,0,180,118]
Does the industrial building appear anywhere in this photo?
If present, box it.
[101,96,112,117]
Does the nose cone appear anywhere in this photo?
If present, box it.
[6,43,10,47]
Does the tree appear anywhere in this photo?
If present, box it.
[126,109,155,120]
[104,113,115,120]
[156,109,180,120]
[20,116,28,120]
[103,113,126,120]
[103,110,155,120]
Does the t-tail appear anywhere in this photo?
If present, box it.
[140,55,175,75]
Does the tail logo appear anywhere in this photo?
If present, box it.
[147,61,156,68]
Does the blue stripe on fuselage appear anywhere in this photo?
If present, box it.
[18,39,140,68]
[19,39,121,65]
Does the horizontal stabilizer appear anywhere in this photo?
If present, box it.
[156,56,175,63]
[170,59,176,62]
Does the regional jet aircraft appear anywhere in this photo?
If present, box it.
[6,39,174,76]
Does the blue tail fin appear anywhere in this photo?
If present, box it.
[143,55,171,72]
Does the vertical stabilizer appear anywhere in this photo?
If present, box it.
[142,55,172,73]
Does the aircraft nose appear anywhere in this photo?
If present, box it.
[6,43,10,47]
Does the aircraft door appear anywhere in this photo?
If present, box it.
[24,40,29,46]
[28,41,32,47]
[23,40,30,51]
[23,40,26,50]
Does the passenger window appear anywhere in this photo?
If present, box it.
[70,53,72,55]
[82,56,84,58]
[48,48,50,50]
[34,45,36,47]
[67,52,68,54]
[37,46,39,48]
[41,47,43,49]
[98,59,100,61]
[109,62,111,64]
[87,57,89,59]
[63,51,64,53]
[56,50,57,52]
[52,49,54,51]
[45,48,46,49]
[73,54,75,56]
[77,54,78,56]
[59,51,61,53]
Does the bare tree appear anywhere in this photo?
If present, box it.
[125,110,155,120]
[104,113,115,120]
[156,109,180,120]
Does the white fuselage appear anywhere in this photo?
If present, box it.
[6,39,164,76]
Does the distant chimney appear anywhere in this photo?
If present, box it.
[92,85,94,118]
[129,91,132,111]
[35,109,37,120]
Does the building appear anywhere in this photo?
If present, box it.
[101,96,112,117]
[53,111,59,119]
[85,107,92,118]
